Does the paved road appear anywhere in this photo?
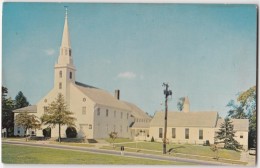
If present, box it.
[3,141,232,166]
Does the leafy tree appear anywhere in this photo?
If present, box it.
[15,112,41,141]
[109,131,118,149]
[237,86,256,148]
[14,91,29,109]
[215,118,239,150]
[227,100,247,119]
[177,97,185,111]
[2,86,15,136]
[41,94,76,143]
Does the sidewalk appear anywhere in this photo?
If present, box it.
[240,150,256,166]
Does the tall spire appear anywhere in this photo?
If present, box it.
[61,6,70,48]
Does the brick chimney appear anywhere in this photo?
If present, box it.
[115,90,120,100]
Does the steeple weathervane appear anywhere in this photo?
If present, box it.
[65,6,68,19]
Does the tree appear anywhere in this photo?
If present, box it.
[177,97,185,111]
[226,100,247,119]
[15,112,41,141]
[215,118,239,150]
[237,86,256,148]
[109,131,118,149]
[41,94,76,143]
[14,91,29,109]
[2,86,15,136]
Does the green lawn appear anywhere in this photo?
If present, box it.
[49,141,95,148]
[113,142,241,160]
[104,138,133,143]
[2,144,191,165]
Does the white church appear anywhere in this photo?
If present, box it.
[13,10,249,149]
[13,9,151,140]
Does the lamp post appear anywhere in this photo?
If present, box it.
[162,83,172,154]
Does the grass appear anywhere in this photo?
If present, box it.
[104,138,133,143]
[49,141,95,147]
[100,142,247,165]
[2,144,191,165]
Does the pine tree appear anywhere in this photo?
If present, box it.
[41,94,76,143]
[2,86,15,136]
[215,118,239,150]
[14,91,29,109]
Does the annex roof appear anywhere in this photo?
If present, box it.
[150,111,218,128]
[216,119,249,131]
[75,82,131,111]
[131,121,150,129]
[13,105,37,113]
[123,101,151,119]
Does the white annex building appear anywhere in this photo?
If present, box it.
[13,9,151,140]
[13,10,249,149]
[149,97,249,149]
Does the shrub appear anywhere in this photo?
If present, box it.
[151,136,155,142]
[66,127,77,138]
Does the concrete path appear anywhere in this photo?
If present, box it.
[3,140,237,166]
[240,150,256,166]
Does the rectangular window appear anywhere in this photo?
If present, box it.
[199,129,203,140]
[240,134,243,138]
[121,112,123,119]
[97,108,100,116]
[89,124,92,129]
[59,82,62,89]
[82,107,86,115]
[106,109,109,117]
[172,128,176,138]
[185,128,189,139]
[159,128,163,138]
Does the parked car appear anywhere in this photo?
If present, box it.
[249,148,256,155]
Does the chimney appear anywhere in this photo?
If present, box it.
[115,90,120,100]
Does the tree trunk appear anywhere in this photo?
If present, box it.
[59,123,61,143]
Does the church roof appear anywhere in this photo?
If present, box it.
[123,101,151,119]
[150,111,218,128]
[216,119,249,131]
[75,82,131,111]
[13,105,37,113]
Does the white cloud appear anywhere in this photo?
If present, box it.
[117,71,136,79]
[44,49,55,56]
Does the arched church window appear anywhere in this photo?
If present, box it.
[59,71,62,78]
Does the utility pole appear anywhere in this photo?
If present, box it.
[162,83,172,154]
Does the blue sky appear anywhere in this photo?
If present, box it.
[2,3,257,117]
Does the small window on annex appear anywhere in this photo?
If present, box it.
[106,109,109,117]
[159,128,163,138]
[97,108,100,116]
[89,124,92,129]
[199,129,203,140]
[172,128,176,139]
[185,128,189,139]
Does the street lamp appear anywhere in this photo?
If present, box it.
[162,82,172,154]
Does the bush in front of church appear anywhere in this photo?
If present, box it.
[66,127,77,138]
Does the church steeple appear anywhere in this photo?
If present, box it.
[61,8,70,48]
[57,7,74,66]
[54,8,76,95]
